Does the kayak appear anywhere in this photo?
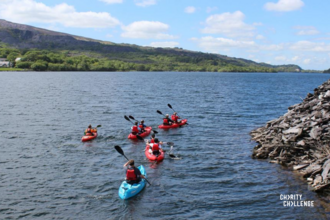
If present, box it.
[128,126,152,139]
[81,132,97,142]
[118,165,146,200]
[145,144,165,162]
[158,119,188,129]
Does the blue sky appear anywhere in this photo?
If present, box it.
[0,0,329,70]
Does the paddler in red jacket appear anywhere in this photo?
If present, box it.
[148,134,156,143]
[147,138,163,156]
[124,159,145,184]
[131,121,140,135]
[171,112,181,123]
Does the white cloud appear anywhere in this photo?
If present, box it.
[206,7,218,13]
[292,56,299,61]
[134,0,156,7]
[259,44,284,51]
[0,0,120,28]
[191,36,256,53]
[303,59,311,64]
[290,41,330,52]
[184,6,196,14]
[275,56,287,61]
[150,41,179,48]
[293,26,320,36]
[201,11,256,38]
[121,21,178,39]
[106,34,113,38]
[99,0,123,4]
[264,0,304,12]
[256,35,265,40]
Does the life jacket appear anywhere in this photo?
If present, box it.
[171,115,179,122]
[138,124,144,131]
[150,139,155,143]
[152,143,160,152]
[86,128,93,136]
[132,126,139,133]
[163,118,169,125]
[126,168,137,181]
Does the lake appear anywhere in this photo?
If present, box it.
[1,71,330,219]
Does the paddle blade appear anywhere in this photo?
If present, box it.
[114,145,129,160]
[129,115,135,120]
[96,125,102,127]
[124,115,130,121]
[136,135,144,141]
[167,104,172,109]
[166,142,174,146]
[156,110,163,115]
[114,145,124,155]
[152,130,158,134]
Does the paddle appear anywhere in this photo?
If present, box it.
[167,104,189,125]
[168,145,181,159]
[114,145,151,185]
[129,115,138,122]
[129,115,158,134]
[124,115,134,125]
[156,110,166,117]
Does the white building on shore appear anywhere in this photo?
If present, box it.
[0,58,10,67]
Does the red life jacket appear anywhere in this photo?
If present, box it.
[132,126,139,133]
[171,115,179,122]
[138,124,144,131]
[150,139,155,143]
[163,118,169,125]
[152,143,159,151]
[126,168,137,181]
[86,128,93,136]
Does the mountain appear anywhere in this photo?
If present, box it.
[0,19,303,72]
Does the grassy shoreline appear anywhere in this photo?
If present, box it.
[0,68,23,71]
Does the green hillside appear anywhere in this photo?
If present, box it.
[0,19,303,72]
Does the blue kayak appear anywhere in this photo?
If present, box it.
[118,165,146,200]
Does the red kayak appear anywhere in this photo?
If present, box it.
[128,126,152,139]
[145,145,165,162]
[158,119,188,129]
[81,132,98,142]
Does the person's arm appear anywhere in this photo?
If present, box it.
[123,162,129,167]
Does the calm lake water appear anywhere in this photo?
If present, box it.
[1,71,330,220]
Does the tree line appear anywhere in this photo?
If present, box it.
[0,47,278,72]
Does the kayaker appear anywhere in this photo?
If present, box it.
[139,120,146,133]
[163,114,173,125]
[124,159,145,184]
[148,138,162,156]
[148,134,156,144]
[171,112,181,123]
[131,121,140,135]
[85,125,94,136]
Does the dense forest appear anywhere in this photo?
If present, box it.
[0,46,289,72]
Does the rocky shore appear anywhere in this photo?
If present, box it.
[251,79,330,192]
